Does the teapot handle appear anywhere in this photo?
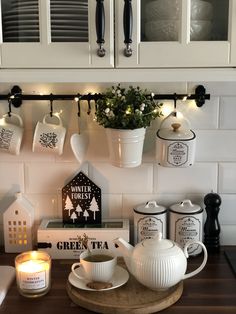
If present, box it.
[182,241,208,280]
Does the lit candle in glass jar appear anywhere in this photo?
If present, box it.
[15,251,51,298]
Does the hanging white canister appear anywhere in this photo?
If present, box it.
[133,200,167,244]
[169,199,203,256]
[156,110,196,167]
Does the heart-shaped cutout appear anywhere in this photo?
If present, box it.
[70,132,88,163]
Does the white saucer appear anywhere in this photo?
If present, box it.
[68,265,129,291]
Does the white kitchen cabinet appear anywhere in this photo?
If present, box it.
[0,0,236,72]
[0,0,114,68]
[116,0,236,68]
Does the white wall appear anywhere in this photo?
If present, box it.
[0,81,235,246]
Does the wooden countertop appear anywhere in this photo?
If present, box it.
[0,247,236,314]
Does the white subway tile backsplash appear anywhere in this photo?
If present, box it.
[219,163,236,193]
[25,194,59,224]
[0,163,24,194]
[89,163,153,194]
[220,97,236,129]
[154,163,217,194]
[85,130,109,161]
[196,130,236,162]
[25,162,87,194]
[186,96,219,129]
[101,194,123,219]
[219,194,236,225]
[221,225,236,245]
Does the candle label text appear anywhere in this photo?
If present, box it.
[20,271,46,290]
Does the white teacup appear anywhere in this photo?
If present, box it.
[0,113,24,155]
[71,249,117,283]
[33,113,66,155]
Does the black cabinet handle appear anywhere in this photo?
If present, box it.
[123,0,133,57]
[96,0,106,57]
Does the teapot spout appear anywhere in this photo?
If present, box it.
[113,237,134,274]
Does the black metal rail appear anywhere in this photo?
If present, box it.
[0,85,210,109]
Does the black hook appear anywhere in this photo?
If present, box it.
[49,93,54,117]
[173,93,178,110]
[94,93,102,112]
[8,95,12,117]
[76,94,81,117]
[172,93,178,117]
[87,93,92,115]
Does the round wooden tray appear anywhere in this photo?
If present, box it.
[66,268,183,314]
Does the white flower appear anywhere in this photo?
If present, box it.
[140,103,146,111]
[105,108,110,114]
[121,96,126,101]
[112,89,116,94]
[135,109,142,115]
[108,110,115,118]
[117,89,121,95]
[151,92,155,98]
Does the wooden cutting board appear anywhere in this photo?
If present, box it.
[66,269,183,314]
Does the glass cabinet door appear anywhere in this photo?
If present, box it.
[116,0,233,68]
[141,0,229,43]
[1,0,40,43]
[0,0,114,68]
[50,0,88,43]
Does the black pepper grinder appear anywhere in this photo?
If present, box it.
[204,192,221,252]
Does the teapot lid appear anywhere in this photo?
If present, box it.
[142,232,174,250]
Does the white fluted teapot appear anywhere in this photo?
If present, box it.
[113,232,208,290]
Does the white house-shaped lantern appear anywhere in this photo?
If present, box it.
[3,192,34,253]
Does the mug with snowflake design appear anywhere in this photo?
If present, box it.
[32,113,66,155]
[0,112,24,155]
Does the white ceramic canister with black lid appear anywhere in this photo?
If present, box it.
[133,200,167,244]
[169,199,203,256]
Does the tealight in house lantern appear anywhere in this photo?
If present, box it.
[3,192,34,253]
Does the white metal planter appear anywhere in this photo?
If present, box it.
[106,128,146,168]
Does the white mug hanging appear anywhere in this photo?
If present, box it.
[0,112,24,155]
[32,113,66,155]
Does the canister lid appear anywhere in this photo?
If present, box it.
[157,110,195,141]
[134,200,166,214]
[170,199,202,213]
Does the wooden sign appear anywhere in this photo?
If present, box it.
[62,171,101,225]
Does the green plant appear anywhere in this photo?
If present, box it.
[95,84,162,129]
